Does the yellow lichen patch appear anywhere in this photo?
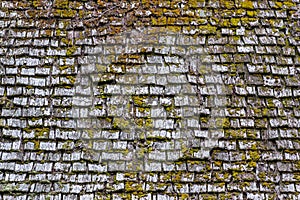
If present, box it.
[132,96,147,106]
[225,129,246,138]
[135,118,144,128]
[54,0,69,8]
[125,181,140,191]
[236,8,246,15]
[258,172,266,180]
[66,46,77,56]
[230,18,240,26]
[97,0,106,7]
[200,24,217,34]
[215,118,230,128]
[283,1,296,8]
[187,0,205,8]
[61,38,73,46]
[151,16,167,26]
[33,140,40,150]
[274,1,283,8]
[220,0,235,9]
[32,0,43,8]
[180,194,189,199]
[241,17,259,25]
[249,150,260,161]
[53,9,76,18]
[113,117,130,129]
[240,0,254,9]
[59,65,72,71]
[23,127,50,138]
[247,10,257,17]
[200,194,217,200]
[66,76,75,84]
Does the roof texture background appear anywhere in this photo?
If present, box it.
[0,0,300,199]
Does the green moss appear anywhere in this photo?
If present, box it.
[266,98,275,107]
[225,129,246,138]
[253,108,261,115]
[188,0,203,8]
[125,181,147,197]
[168,26,181,32]
[294,173,300,181]
[262,108,269,116]
[135,119,143,127]
[236,9,246,15]
[261,182,274,189]
[200,117,208,123]
[233,36,240,41]
[255,118,268,128]
[137,107,149,114]
[200,194,217,200]
[86,129,94,138]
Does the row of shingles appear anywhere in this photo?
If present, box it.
[32,1,135,197]
[0,0,296,198]
[66,1,146,198]
[168,0,300,198]
[84,0,300,198]
[85,2,184,197]
[250,1,300,196]
[88,0,300,198]
[0,1,106,198]
[111,1,231,198]
[180,1,255,198]
[0,1,55,196]
[147,2,231,198]
[86,1,204,198]
[67,2,167,197]
[75,0,298,198]
[203,8,244,194]
[46,1,155,198]
[213,0,300,197]
[42,1,114,198]
[0,1,49,197]
[79,5,148,198]
[0,1,138,199]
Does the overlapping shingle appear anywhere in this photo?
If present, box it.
[0,0,299,199]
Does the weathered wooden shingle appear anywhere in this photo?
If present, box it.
[0,0,299,199]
